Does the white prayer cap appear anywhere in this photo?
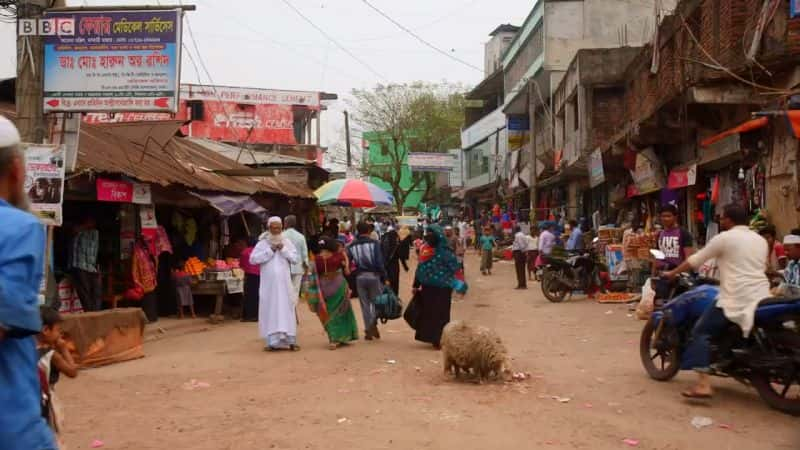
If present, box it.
[267,216,282,225]
[387,226,395,232]
[784,234,800,245]
[0,116,20,147]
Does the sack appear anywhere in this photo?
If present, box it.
[403,291,421,329]
[636,278,656,320]
[374,286,403,324]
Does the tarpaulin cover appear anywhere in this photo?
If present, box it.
[700,117,768,148]
[189,192,267,217]
[60,308,146,368]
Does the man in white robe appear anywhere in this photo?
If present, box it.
[251,217,300,351]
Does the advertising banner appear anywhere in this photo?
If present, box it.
[408,152,455,172]
[96,178,151,204]
[181,100,296,144]
[630,148,665,195]
[42,9,182,112]
[588,149,605,188]
[507,115,529,152]
[24,144,66,226]
[667,164,697,189]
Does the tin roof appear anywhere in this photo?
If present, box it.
[185,137,315,166]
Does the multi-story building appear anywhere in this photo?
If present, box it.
[362,131,427,211]
[498,0,668,218]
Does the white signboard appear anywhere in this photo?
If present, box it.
[180,84,321,108]
[24,144,66,226]
[408,152,455,172]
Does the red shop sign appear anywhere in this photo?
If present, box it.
[96,178,133,203]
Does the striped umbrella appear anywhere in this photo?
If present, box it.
[314,179,394,208]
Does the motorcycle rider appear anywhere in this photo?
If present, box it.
[663,203,770,399]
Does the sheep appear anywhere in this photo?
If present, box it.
[441,320,512,384]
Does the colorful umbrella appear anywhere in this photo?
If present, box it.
[314,179,394,208]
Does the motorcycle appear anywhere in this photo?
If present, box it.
[540,239,606,303]
[640,262,800,415]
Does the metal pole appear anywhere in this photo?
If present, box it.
[344,110,352,168]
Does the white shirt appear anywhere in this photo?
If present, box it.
[526,235,539,252]
[512,232,528,251]
[687,225,770,337]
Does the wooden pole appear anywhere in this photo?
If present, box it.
[15,0,53,143]
[344,110,352,169]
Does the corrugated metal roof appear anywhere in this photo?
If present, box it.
[0,103,314,198]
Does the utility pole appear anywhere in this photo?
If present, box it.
[15,0,55,143]
[343,110,352,168]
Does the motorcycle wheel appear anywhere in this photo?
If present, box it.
[750,331,800,416]
[541,270,569,303]
[640,318,680,381]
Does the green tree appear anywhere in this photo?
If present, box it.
[351,82,465,212]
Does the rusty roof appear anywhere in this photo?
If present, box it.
[0,103,314,198]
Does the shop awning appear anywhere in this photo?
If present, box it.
[700,117,768,148]
[189,193,267,217]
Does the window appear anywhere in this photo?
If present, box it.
[572,100,579,131]
[465,140,490,179]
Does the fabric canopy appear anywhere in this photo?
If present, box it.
[700,117,768,148]
[190,192,267,217]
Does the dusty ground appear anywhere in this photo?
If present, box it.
[59,251,799,450]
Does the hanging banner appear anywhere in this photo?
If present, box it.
[630,148,665,195]
[42,9,182,113]
[408,152,455,172]
[180,101,296,144]
[96,178,151,204]
[588,149,605,188]
[507,115,529,152]
[667,164,697,189]
[24,144,66,226]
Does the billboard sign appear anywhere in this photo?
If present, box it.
[42,9,182,113]
[588,149,605,188]
[408,152,455,172]
[180,84,320,109]
[24,144,66,226]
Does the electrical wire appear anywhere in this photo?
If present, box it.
[360,0,483,73]
[280,0,388,82]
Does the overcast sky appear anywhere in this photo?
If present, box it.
[0,0,534,169]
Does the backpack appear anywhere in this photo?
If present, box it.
[374,286,403,323]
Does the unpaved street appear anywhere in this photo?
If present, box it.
[59,252,799,450]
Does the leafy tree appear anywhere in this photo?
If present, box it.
[351,82,465,213]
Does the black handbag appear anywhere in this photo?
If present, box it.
[403,291,421,330]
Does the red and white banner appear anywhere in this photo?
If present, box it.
[667,164,697,190]
[181,100,297,144]
[96,178,151,204]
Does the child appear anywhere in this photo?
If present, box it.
[37,306,79,438]
[173,260,197,319]
[479,226,497,275]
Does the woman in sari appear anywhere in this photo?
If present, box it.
[308,236,359,350]
[413,225,467,349]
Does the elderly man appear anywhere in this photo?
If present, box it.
[0,116,57,449]
[251,217,300,351]
[282,215,309,306]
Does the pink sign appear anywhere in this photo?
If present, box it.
[96,178,133,203]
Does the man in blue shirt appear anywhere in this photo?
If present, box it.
[0,116,56,450]
[566,219,584,251]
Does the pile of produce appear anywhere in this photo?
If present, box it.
[183,257,207,276]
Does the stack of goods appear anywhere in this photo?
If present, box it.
[183,257,207,276]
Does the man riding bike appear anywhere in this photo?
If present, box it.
[663,203,770,399]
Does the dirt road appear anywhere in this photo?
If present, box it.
[59,252,799,450]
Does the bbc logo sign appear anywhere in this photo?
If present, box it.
[18,18,74,36]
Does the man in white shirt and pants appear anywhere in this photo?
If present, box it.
[512,226,529,290]
[664,203,770,399]
[282,215,309,306]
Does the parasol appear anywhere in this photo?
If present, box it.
[314,179,394,208]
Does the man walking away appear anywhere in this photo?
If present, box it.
[380,226,401,296]
[566,219,584,251]
[0,116,57,450]
[348,221,388,340]
[283,215,309,307]
[512,226,528,289]
[71,216,101,311]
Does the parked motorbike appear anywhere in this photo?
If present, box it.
[640,268,800,415]
[540,239,605,303]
